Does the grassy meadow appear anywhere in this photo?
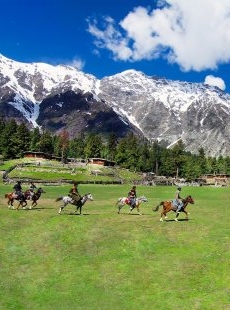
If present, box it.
[0,183,230,310]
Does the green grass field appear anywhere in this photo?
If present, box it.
[0,184,229,310]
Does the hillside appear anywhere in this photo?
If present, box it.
[0,158,142,185]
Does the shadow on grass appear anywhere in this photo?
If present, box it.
[63,213,90,216]
[165,218,192,222]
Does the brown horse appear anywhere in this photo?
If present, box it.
[153,195,195,222]
[5,192,27,210]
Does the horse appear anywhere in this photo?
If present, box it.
[55,193,94,215]
[153,195,195,222]
[23,187,46,209]
[5,192,27,210]
[116,196,148,215]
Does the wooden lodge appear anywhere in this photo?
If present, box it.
[87,158,116,167]
[23,151,53,160]
[198,174,230,186]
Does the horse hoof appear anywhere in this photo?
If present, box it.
[160,218,163,222]
[175,218,178,222]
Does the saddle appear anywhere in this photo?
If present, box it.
[171,199,178,207]
[171,199,183,211]
[12,193,24,201]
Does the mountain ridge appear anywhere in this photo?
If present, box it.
[0,54,229,157]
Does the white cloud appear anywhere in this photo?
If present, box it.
[87,0,230,71]
[68,57,85,70]
[204,75,226,90]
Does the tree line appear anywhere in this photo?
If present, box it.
[0,118,229,180]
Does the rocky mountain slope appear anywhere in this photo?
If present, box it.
[0,54,230,157]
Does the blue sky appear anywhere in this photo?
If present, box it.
[1,0,230,92]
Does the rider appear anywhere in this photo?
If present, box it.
[128,185,137,208]
[69,182,82,204]
[13,181,23,200]
[29,182,37,199]
[174,186,183,213]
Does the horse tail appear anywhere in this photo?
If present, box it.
[153,201,164,212]
[55,196,63,202]
[115,198,122,206]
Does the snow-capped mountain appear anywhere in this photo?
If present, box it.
[0,54,230,157]
[100,70,230,157]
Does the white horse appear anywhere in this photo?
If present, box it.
[55,193,94,215]
[116,196,148,215]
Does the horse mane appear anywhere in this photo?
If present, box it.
[183,195,192,201]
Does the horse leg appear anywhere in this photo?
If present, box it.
[118,203,125,214]
[137,206,142,215]
[75,203,83,215]
[59,205,64,214]
[160,210,165,221]
[8,199,14,209]
[30,201,37,210]
[117,204,122,214]
[128,206,133,214]
[22,200,28,209]
[183,210,189,220]
[175,211,180,221]
[16,201,21,210]
[160,208,168,222]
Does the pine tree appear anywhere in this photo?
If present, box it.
[30,127,41,151]
[38,130,53,154]
[84,133,102,158]
[107,133,118,161]
[14,123,31,158]
[0,117,6,155]
[1,119,18,159]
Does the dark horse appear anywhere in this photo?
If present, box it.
[23,187,46,209]
[5,187,45,210]
[55,193,94,215]
[153,195,195,222]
